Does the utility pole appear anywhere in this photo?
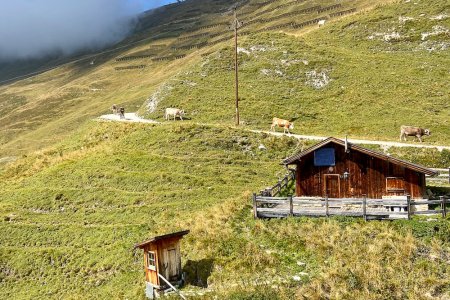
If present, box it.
[232,8,242,126]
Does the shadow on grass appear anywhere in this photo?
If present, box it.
[183,258,214,288]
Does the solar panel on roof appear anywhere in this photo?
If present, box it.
[314,148,335,166]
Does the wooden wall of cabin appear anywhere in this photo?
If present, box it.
[156,237,182,283]
[295,144,426,199]
[143,243,160,287]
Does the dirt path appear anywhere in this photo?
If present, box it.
[96,113,450,151]
[98,113,159,124]
[250,130,450,151]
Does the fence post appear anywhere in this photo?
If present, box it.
[407,195,411,220]
[253,193,258,219]
[325,195,329,217]
[363,194,367,221]
[289,195,293,217]
[448,167,450,184]
[440,196,447,218]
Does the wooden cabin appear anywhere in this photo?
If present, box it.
[283,137,437,200]
[135,230,189,299]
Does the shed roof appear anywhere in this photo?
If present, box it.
[134,230,190,249]
[283,137,438,176]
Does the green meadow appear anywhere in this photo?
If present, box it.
[0,0,449,298]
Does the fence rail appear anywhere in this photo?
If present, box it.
[427,167,450,183]
[253,195,448,220]
[259,169,295,197]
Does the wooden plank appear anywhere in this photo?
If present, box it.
[442,196,447,218]
[366,200,407,206]
[411,200,443,205]
[256,199,289,204]
[293,200,325,205]
[367,211,408,216]
[328,200,364,205]
[293,197,324,201]
[158,274,187,300]
[253,193,258,219]
[293,211,327,217]
[329,211,364,217]
[257,208,290,213]
[256,196,288,201]
[413,210,443,215]
[407,195,411,220]
[363,195,367,221]
[257,212,288,218]
[289,195,293,217]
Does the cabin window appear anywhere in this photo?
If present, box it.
[386,177,405,193]
[314,148,335,167]
[147,251,156,271]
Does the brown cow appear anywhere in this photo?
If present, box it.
[119,107,125,119]
[111,104,119,115]
[271,117,294,134]
[399,125,430,142]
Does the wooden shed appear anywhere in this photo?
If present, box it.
[135,230,189,299]
[283,137,437,200]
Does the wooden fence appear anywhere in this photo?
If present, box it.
[253,195,448,220]
[259,169,295,197]
[428,168,450,184]
[116,54,155,62]
[114,65,146,71]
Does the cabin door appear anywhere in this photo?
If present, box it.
[324,174,340,198]
[168,249,178,281]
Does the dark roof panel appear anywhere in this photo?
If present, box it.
[135,230,190,249]
[283,137,438,176]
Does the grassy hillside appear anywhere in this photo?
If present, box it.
[141,0,450,143]
[0,122,449,299]
[4,0,447,159]
[1,0,449,299]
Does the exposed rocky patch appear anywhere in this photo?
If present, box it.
[146,83,173,113]
[305,69,331,89]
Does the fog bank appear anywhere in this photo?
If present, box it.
[0,0,171,61]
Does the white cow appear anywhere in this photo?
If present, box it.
[165,108,185,120]
[318,20,326,27]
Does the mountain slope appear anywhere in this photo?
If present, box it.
[4,0,445,158]
[140,0,450,141]
[0,0,449,299]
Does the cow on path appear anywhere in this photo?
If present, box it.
[271,117,294,134]
[399,125,430,142]
[165,108,185,121]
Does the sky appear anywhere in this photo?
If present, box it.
[0,0,177,62]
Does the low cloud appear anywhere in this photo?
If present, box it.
[0,0,164,61]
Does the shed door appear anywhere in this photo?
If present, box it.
[168,249,178,281]
[325,175,340,198]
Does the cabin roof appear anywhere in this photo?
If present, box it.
[134,230,190,249]
[283,137,438,176]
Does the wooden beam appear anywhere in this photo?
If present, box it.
[363,194,367,221]
[158,274,186,300]
[253,193,258,219]
[289,195,293,217]
[407,195,411,220]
